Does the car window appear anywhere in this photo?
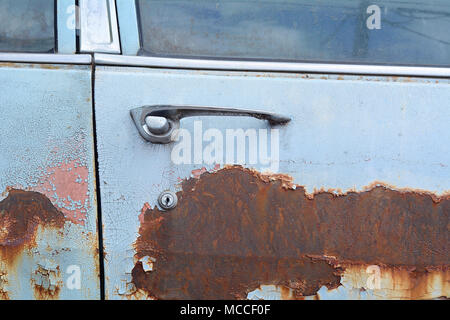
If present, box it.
[0,0,55,53]
[136,0,450,66]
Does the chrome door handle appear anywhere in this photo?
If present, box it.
[130,105,291,143]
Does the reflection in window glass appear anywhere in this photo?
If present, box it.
[0,0,55,53]
[137,0,450,66]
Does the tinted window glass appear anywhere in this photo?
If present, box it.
[137,0,450,66]
[0,0,55,53]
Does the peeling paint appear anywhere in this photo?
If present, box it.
[31,262,62,300]
[329,263,450,300]
[0,269,9,300]
[132,166,449,299]
[191,164,221,179]
[2,131,92,226]
[34,160,91,225]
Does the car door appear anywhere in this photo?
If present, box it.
[0,0,100,299]
[95,0,450,300]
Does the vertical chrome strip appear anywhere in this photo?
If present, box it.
[79,0,121,54]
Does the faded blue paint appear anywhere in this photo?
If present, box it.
[116,0,140,55]
[94,66,449,299]
[0,63,99,299]
[57,0,77,54]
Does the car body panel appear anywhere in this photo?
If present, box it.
[0,62,100,299]
[94,65,449,299]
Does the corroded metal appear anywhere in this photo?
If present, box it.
[0,190,65,252]
[131,166,449,300]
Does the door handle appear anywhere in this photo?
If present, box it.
[130,105,291,143]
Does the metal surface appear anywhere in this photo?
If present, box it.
[79,0,121,54]
[157,191,178,211]
[0,62,99,299]
[133,166,448,299]
[94,66,449,299]
[145,116,170,135]
[95,53,450,77]
[131,105,291,143]
[0,53,91,64]
[116,0,140,55]
[56,0,77,54]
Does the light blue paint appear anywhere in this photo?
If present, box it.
[0,63,99,299]
[57,0,77,54]
[95,66,449,299]
[116,0,140,55]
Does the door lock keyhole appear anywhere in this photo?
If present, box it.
[158,191,178,210]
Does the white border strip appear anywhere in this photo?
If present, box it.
[0,53,92,64]
[95,54,450,78]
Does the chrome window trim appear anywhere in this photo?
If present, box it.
[0,53,92,64]
[79,0,121,54]
[94,54,450,78]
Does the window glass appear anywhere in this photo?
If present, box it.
[137,0,450,66]
[0,0,55,53]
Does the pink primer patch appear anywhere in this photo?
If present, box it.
[191,165,221,179]
[191,167,207,179]
[34,160,90,225]
[139,202,151,224]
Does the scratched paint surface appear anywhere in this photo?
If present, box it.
[0,63,99,299]
[94,66,450,299]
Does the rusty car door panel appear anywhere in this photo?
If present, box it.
[94,66,449,299]
[0,61,100,299]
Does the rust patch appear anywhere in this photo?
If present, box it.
[337,264,450,300]
[0,62,68,70]
[0,270,9,300]
[38,64,62,70]
[33,285,60,300]
[132,166,449,300]
[132,256,341,299]
[31,264,62,300]
[0,189,65,264]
